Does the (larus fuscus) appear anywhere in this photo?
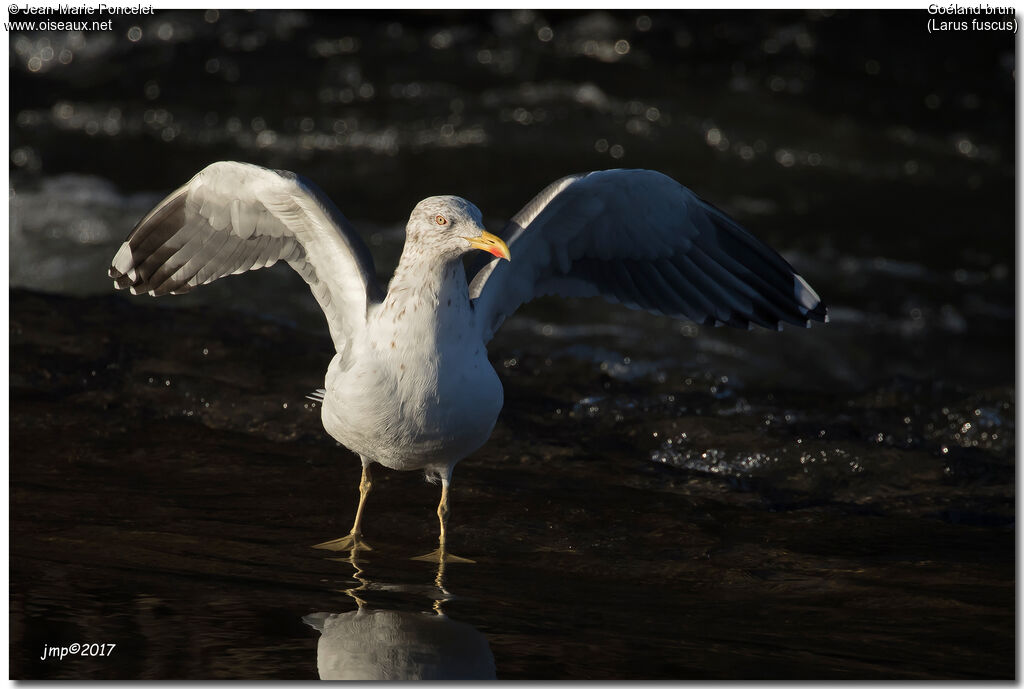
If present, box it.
[109,161,827,561]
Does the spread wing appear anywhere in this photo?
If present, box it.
[109,161,384,350]
[468,169,827,342]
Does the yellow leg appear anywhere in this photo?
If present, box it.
[313,463,374,552]
[438,481,451,549]
[412,477,474,563]
[351,464,373,536]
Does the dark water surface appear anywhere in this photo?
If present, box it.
[9,9,1015,680]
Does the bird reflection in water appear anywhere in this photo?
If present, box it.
[303,550,496,680]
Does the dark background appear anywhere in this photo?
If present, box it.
[10,9,1015,680]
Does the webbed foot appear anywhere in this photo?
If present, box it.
[313,532,374,552]
[411,548,474,564]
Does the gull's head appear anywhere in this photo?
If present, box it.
[407,196,510,262]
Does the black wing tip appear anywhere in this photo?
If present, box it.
[793,273,828,326]
[110,242,143,292]
[109,248,177,296]
[735,291,829,332]
[807,301,829,325]
[109,245,156,295]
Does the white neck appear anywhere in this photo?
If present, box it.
[386,242,467,303]
[375,243,474,347]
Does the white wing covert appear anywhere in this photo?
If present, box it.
[109,161,384,350]
[468,169,827,342]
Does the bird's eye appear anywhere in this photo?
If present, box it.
[435,215,447,226]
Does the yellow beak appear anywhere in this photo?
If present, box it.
[464,230,511,261]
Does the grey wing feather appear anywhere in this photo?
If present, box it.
[109,161,384,349]
[468,169,827,342]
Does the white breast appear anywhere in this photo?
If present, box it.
[320,277,503,474]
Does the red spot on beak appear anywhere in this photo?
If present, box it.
[465,230,510,261]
